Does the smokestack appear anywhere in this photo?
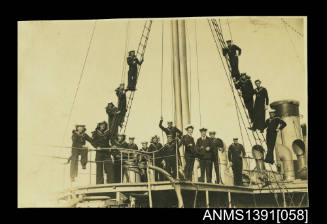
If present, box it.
[270,100,307,180]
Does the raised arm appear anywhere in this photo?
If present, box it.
[159,119,168,133]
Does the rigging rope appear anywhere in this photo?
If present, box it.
[281,18,304,38]
[281,18,303,68]
[160,20,165,144]
[194,20,202,127]
[227,18,233,41]
[121,20,130,83]
[61,20,97,147]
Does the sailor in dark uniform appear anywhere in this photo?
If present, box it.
[115,84,127,128]
[196,127,213,183]
[235,73,255,123]
[105,102,120,140]
[149,135,164,181]
[228,138,246,186]
[127,137,138,151]
[180,124,196,181]
[111,134,129,183]
[138,141,149,182]
[69,124,93,182]
[264,110,287,164]
[126,50,143,91]
[91,121,113,184]
[159,116,182,140]
[223,40,242,81]
[161,135,179,178]
[250,80,269,133]
[209,131,224,184]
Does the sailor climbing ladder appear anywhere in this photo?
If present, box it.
[208,18,298,207]
[121,20,153,134]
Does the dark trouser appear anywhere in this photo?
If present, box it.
[232,158,243,186]
[229,56,240,80]
[95,152,114,184]
[212,150,220,184]
[199,159,213,183]
[265,131,277,163]
[113,158,122,183]
[70,148,88,181]
[166,156,177,178]
[127,69,137,90]
[243,97,254,123]
[184,155,195,181]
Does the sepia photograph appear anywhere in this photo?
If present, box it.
[18,16,308,208]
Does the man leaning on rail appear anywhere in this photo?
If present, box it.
[68,124,93,183]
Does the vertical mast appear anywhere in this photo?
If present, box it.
[177,19,190,131]
[171,19,183,131]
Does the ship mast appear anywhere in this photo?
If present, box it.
[171,19,190,169]
[171,19,190,132]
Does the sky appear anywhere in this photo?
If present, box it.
[18,16,307,207]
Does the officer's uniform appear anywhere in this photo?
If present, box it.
[228,140,246,186]
[264,116,287,164]
[181,130,196,181]
[209,133,224,184]
[196,130,213,183]
[70,127,93,182]
[92,122,113,184]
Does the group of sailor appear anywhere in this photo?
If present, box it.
[67,43,287,186]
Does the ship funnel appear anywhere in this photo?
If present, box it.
[292,140,308,179]
[275,144,295,181]
[270,99,306,181]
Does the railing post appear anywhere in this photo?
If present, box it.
[120,151,123,183]
[146,165,153,208]
[89,150,92,185]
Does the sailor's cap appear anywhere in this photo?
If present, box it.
[233,137,238,140]
[199,127,208,132]
[167,121,173,124]
[141,141,148,144]
[209,131,216,135]
[129,137,135,140]
[226,40,232,43]
[254,79,261,83]
[185,124,194,130]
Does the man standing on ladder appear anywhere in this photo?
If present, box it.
[105,102,120,140]
[223,40,242,81]
[126,50,143,91]
[249,80,269,133]
[115,83,127,128]
[235,73,255,123]
[264,110,287,164]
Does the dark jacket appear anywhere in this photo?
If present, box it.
[254,87,269,106]
[72,131,93,148]
[228,143,246,162]
[127,143,139,150]
[159,120,182,139]
[148,142,163,153]
[161,140,179,157]
[223,45,242,58]
[235,76,254,99]
[265,117,287,133]
[180,134,196,157]
[210,137,224,152]
[115,88,127,113]
[196,136,213,160]
[91,129,111,148]
[127,55,142,72]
